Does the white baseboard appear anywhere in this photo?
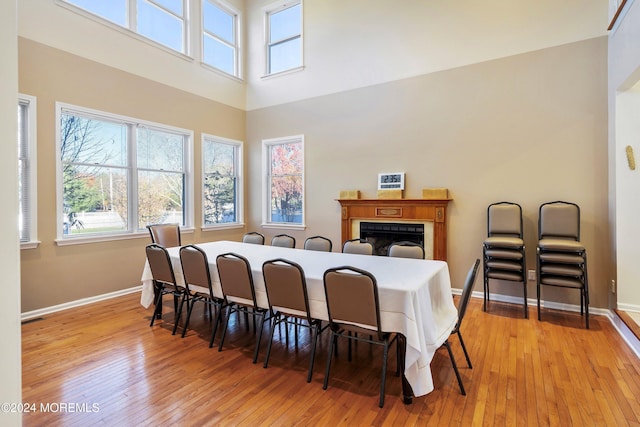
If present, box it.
[617,302,640,313]
[21,286,142,321]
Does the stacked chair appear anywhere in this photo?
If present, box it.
[482,202,528,318]
[536,201,589,328]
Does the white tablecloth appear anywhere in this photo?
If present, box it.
[140,240,458,397]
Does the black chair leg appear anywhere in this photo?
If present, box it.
[323,331,337,390]
[209,303,224,348]
[456,330,472,369]
[150,285,164,326]
[444,340,466,395]
[172,294,187,335]
[252,311,265,364]
[264,315,279,368]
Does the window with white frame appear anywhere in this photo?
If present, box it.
[57,103,192,242]
[262,135,304,226]
[202,135,243,227]
[18,94,38,248]
[265,1,303,75]
[202,0,240,77]
[60,0,188,54]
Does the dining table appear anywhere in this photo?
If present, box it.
[140,240,458,402]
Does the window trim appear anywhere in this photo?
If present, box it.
[54,102,194,245]
[261,134,305,230]
[201,133,244,230]
[18,94,39,250]
[201,0,242,79]
[57,0,191,58]
[263,0,303,77]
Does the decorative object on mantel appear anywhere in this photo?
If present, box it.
[377,189,403,199]
[378,172,405,190]
[422,188,449,199]
[339,190,361,200]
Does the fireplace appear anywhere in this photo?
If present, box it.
[360,221,424,256]
[337,198,451,261]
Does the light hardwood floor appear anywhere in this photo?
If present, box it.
[22,293,640,426]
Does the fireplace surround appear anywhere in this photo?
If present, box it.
[337,198,451,261]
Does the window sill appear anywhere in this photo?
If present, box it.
[261,223,306,231]
[201,223,245,232]
[55,227,195,246]
[21,240,41,250]
[261,65,305,80]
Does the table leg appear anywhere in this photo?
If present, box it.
[398,334,414,404]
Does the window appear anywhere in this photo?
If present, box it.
[18,95,38,248]
[266,1,302,75]
[61,0,188,54]
[202,135,243,227]
[202,0,241,77]
[56,103,193,243]
[262,135,304,227]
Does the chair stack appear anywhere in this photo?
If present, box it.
[482,202,528,318]
[536,201,589,328]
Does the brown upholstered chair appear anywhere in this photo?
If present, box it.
[303,235,333,252]
[179,245,226,343]
[482,202,528,317]
[242,231,265,245]
[341,238,374,255]
[271,233,296,248]
[146,244,188,335]
[322,266,398,408]
[536,201,589,328]
[147,223,181,247]
[216,252,269,363]
[387,241,425,259]
[262,258,324,382]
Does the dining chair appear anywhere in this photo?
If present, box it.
[179,245,226,344]
[450,258,480,370]
[216,252,269,363]
[303,235,333,252]
[147,223,181,247]
[271,234,296,248]
[536,201,589,328]
[262,258,324,382]
[322,266,399,408]
[242,231,265,245]
[146,244,188,335]
[482,201,527,317]
[342,238,374,255]
[387,241,425,259]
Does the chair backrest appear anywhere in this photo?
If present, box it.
[487,202,522,238]
[304,235,333,252]
[243,231,265,245]
[179,245,214,297]
[216,252,257,305]
[342,238,374,255]
[538,201,580,241]
[388,241,425,259]
[457,259,481,328]
[147,223,181,247]
[262,259,311,318]
[145,244,177,285]
[271,234,296,248]
[323,266,382,336]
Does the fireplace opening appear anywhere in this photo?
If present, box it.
[359,221,424,256]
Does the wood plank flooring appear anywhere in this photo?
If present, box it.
[21,293,640,426]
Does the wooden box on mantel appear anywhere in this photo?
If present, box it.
[339,190,360,200]
[422,188,449,199]
[377,189,403,199]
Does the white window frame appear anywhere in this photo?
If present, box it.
[261,135,305,229]
[201,0,242,79]
[55,102,194,245]
[201,134,244,230]
[264,0,303,76]
[57,0,191,57]
[18,94,39,249]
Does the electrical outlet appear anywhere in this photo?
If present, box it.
[527,270,536,281]
[611,279,616,294]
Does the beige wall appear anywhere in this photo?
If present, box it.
[19,38,246,312]
[247,37,610,308]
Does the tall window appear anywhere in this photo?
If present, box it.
[202,0,240,77]
[61,0,188,54]
[262,135,304,227]
[266,1,303,75]
[18,95,38,248]
[57,103,192,243]
[202,135,243,227]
